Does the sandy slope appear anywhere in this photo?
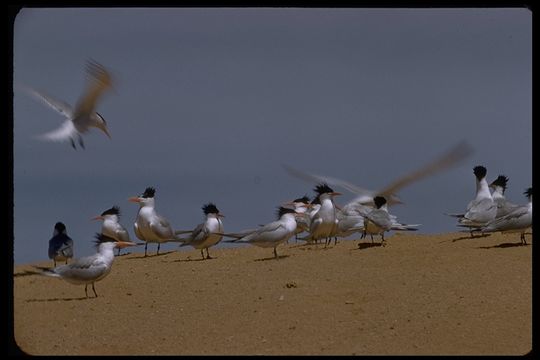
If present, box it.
[12,232,532,355]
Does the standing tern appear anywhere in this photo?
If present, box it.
[361,196,420,246]
[283,140,473,207]
[175,203,224,260]
[129,187,179,256]
[92,206,131,256]
[447,165,498,234]
[302,184,341,244]
[35,233,136,298]
[489,175,519,218]
[20,60,113,149]
[48,222,74,267]
[481,188,532,245]
[223,207,298,259]
[283,195,312,242]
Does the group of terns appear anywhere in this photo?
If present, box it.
[23,61,532,298]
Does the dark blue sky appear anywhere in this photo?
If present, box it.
[13,8,532,264]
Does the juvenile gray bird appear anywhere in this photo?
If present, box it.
[176,203,224,260]
[48,222,74,267]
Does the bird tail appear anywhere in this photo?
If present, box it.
[32,266,61,278]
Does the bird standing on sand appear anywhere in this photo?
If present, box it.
[362,196,419,246]
[129,187,178,256]
[447,165,497,235]
[92,206,130,256]
[283,195,311,242]
[36,233,136,298]
[302,184,341,244]
[20,60,113,149]
[176,203,224,260]
[223,207,298,259]
[48,222,74,267]
[489,175,519,219]
[481,187,532,245]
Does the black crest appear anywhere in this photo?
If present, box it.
[93,233,118,246]
[524,187,532,198]
[54,222,66,233]
[311,195,321,205]
[314,183,334,195]
[473,166,487,179]
[202,203,220,215]
[142,187,156,198]
[373,196,387,209]
[101,206,121,217]
[293,195,310,204]
[490,175,508,191]
[276,206,296,219]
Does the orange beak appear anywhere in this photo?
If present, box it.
[91,215,104,221]
[331,192,342,196]
[115,241,138,249]
[218,213,225,218]
[128,197,141,203]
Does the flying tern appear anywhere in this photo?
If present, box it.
[35,233,136,298]
[481,187,532,245]
[129,187,179,256]
[361,196,420,245]
[283,140,473,208]
[223,207,298,259]
[176,203,224,260]
[20,60,113,149]
[447,165,498,234]
[92,206,130,256]
[48,222,74,267]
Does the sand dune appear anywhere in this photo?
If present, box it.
[12,232,532,355]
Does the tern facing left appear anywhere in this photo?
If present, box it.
[129,187,179,256]
[223,207,298,259]
[176,203,224,260]
[35,234,136,298]
[20,60,113,149]
[92,206,130,256]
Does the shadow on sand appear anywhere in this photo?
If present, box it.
[172,257,215,263]
[124,250,176,260]
[254,254,290,262]
[477,242,530,249]
[449,233,492,242]
[26,296,91,303]
[356,242,384,250]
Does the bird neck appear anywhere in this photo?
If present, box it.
[475,178,492,200]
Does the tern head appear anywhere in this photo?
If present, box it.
[92,205,121,221]
[202,203,224,218]
[276,206,297,219]
[489,175,509,192]
[128,187,156,206]
[53,222,67,236]
[373,196,387,209]
[283,195,311,207]
[473,166,487,180]
[524,187,532,200]
[313,183,342,197]
[94,113,111,139]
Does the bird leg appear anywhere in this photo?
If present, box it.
[205,248,212,259]
[144,243,148,257]
[53,260,57,267]
[334,237,338,245]
[157,243,161,255]
[92,283,98,297]
[70,138,76,150]
[78,135,85,149]
[274,247,278,259]
[85,284,89,298]
[200,249,205,260]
